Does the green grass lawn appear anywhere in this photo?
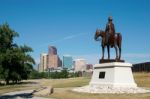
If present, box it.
[0,85,33,95]
[0,72,150,99]
[39,77,91,88]
[134,72,150,87]
[48,73,150,99]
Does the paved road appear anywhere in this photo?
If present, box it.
[0,90,50,99]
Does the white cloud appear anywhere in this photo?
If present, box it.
[39,33,87,47]
[73,53,150,64]
[50,33,86,44]
[34,53,150,69]
[122,53,150,64]
[123,53,150,58]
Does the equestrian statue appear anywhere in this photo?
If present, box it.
[94,16,124,63]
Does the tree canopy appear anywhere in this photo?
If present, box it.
[0,23,35,84]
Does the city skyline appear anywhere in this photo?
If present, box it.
[0,0,150,68]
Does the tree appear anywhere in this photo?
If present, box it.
[60,69,68,78]
[18,45,35,80]
[0,23,35,84]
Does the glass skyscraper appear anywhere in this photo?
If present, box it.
[63,55,73,69]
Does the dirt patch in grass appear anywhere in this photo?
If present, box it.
[0,80,40,95]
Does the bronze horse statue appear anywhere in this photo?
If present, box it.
[94,29,122,61]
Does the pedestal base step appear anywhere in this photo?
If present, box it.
[72,85,150,93]
[99,59,125,63]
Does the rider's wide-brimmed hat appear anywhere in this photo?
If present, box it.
[108,16,113,21]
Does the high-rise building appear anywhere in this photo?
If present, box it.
[57,56,62,68]
[63,55,73,69]
[48,46,57,55]
[74,59,86,72]
[86,64,93,70]
[47,46,62,69]
[39,53,48,72]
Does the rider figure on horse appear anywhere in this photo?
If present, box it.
[105,16,116,47]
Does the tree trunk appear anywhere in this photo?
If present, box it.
[6,79,9,85]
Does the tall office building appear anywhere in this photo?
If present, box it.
[86,64,93,70]
[47,46,62,69]
[74,59,86,72]
[63,55,73,69]
[48,46,57,55]
[39,53,48,72]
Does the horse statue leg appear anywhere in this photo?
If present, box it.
[118,33,122,60]
[107,45,110,60]
[101,46,104,60]
[119,47,121,60]
[114,45,118,60]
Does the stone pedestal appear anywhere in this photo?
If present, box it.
[90,62,137,88]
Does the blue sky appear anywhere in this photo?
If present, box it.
[0,0,150,67]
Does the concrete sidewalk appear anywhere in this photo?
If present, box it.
[0,90,50,99]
